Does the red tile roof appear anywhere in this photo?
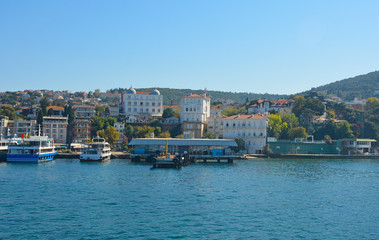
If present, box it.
[47,106,64,110]
[186,94,203,98]
[224,114,267,120]
[136,91,151,95]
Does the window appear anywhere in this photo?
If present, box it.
[152,102,155,106]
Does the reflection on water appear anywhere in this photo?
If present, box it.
[0,158,378,239]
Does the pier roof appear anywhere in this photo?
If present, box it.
[129,138,237,147]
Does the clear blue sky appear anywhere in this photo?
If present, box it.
[1,0,378,94]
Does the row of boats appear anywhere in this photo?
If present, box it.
[0,134,111,163]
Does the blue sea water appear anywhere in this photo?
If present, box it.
[1,158,379,239]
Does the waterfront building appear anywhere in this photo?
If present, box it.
[42,116,68,144]
[120,87,163,118]
[128,138,237,156]
[5,119,37,137]
[341,138,376,154]
[180,93,210,138]
[268,138,343,155]
[222,114,268,154]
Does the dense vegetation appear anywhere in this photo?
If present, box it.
[302,71,379,101]
[110,88,288,105]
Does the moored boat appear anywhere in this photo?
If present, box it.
[80,136,111,162]
[7,135,57,163]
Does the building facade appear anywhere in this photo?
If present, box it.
[73,118,91,143]
[180,93,210,138]
[222,114,268,154]
[248,99,295,114]
[120,88,163,118]
[42,116,68,144]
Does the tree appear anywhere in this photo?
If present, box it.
[40,97,51,115]
[202,132,215,139]
[150,120,163,128]
[336,121,354,139]
[36,110,43,125]
[365,97,379,112]
[135,126,155,138]
[268,114,282,138]
[0,105,16,120]
[231,138,245,153]
[162,108,175,119]
[123,124,134,138]
[157,131,171,138]
[91,116,117,137]
[288,127,308,139]
[95,105,106,117]
[169,125,182,138]
[94,89,101,98]
[52,100,65,107]
[222,107,247,117]
[97,126,120,148]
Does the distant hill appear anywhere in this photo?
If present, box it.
[304,71,379,101]
[110,88,288,105]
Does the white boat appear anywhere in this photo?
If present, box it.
[7,135,57,163]
[0,135,21,161]
[80,136,111,162]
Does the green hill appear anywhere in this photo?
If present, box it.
[111,88,288,105]
[305,71,379,101]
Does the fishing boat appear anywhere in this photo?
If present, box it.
[7,134,57,163]
[80,136,111,162]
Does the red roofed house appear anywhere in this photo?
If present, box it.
[180,92,210,138]
[222,114,268,154]
[248,99,295,114]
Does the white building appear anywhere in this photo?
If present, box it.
[42,116,68,144]
[180,93,210,138]
[120,87,163,118]
[222,114,268,154]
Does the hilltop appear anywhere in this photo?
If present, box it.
[303,71,379,101]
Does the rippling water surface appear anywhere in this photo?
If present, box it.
[1,158,379,239]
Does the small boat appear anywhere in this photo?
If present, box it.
[152,140,188,168]
[80,136,111,162]
[7,135,57,163]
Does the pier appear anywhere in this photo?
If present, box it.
[128,138,238,167]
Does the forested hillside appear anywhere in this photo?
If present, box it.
[110,88,288,105]
[304,71,379,101]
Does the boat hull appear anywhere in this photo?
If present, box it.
[79,153,111,162]
[7,152,57,163]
